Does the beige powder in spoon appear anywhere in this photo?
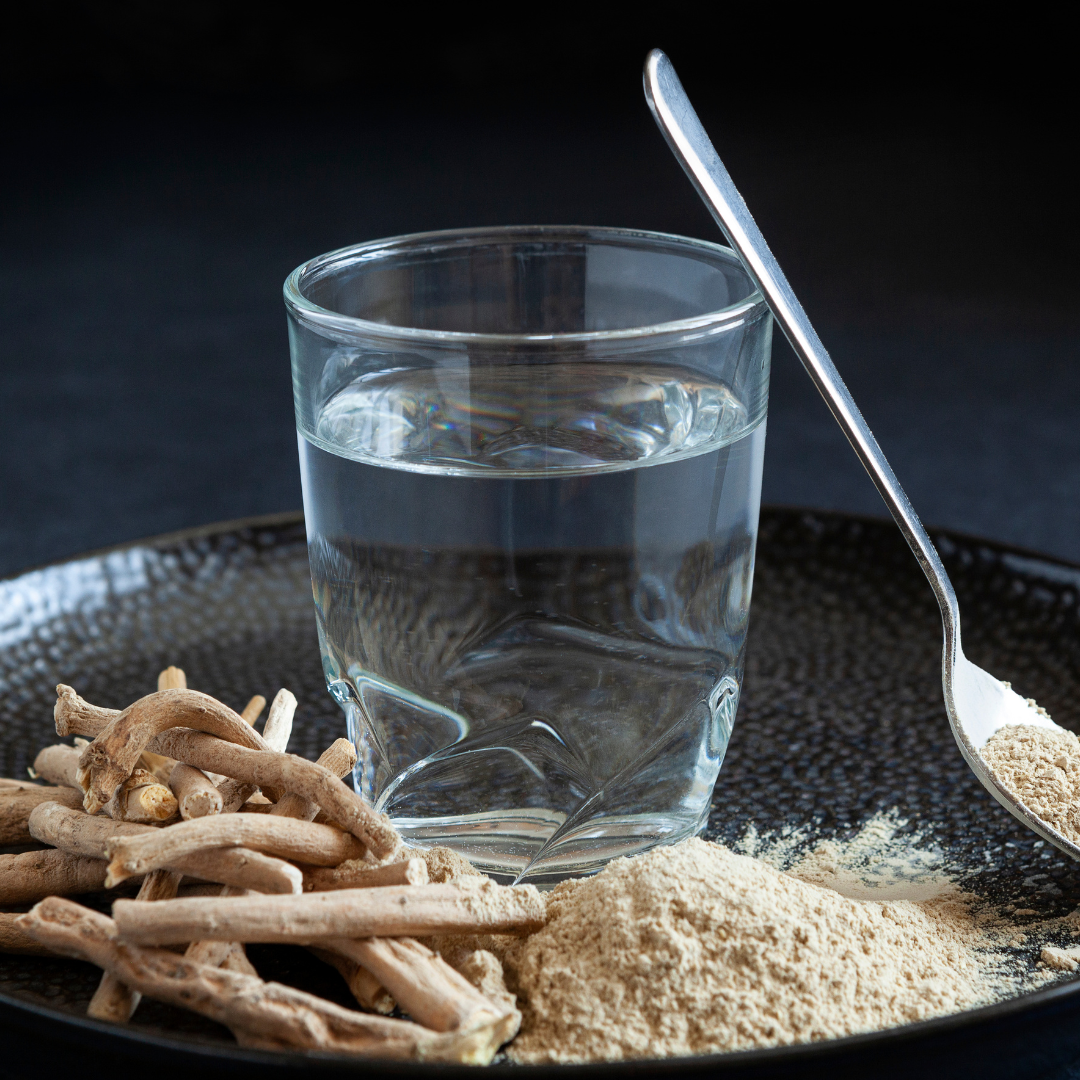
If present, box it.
[980,721,1080,843]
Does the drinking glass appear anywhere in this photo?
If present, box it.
[285,226,772,884]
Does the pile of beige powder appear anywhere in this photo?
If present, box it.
[429,814,1080,1065]
[494,839,1007,1063]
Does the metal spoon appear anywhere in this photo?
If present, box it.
[643,48,1074,859]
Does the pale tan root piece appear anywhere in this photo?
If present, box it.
[34,747,178,823]
[219,941,259,976]
[28,802,301,894]
[139,669,189,780]
[1,912,60,955]
[19,898,508,1063]
[104,768,179,823]
[137,750,177,784]
[217,779,260,813]
[32,744,83,789]
[302,857,428,892]
[54,686,118,738]
[261,689,296,753]
[203,689,265,785]
[88,867,183,1022]
[181,742,353,974]
[51,687,398,851]
[105,814,366,884]
[0,784,84,845]
[210,696,266,789]
[169,763,223,820]
[309,946,395,1013]
[241,695,267,725]
[157,667,187,691]
[113,878,547,945]
[258,735,396,1004]
[1,777,36,789]
[70,687,271,813]
[149,728,398,856]
[183,883,259,977]
[271,738,355,821]
[0,847,109,903]
[326,935,519,1038]
[185,937,258,976]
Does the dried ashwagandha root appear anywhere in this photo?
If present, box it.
[104,814,367,884]
[53,687,118,739]
[71,687,271,814]
[168,763,223,820]
[308,946,395,1014]
[105,768,179,823]
[0,847,111,904]
[241,695,267,725]
[185,936,259,977]
[34,745,178,824]
[31,744,84,789]
[87,867,183,1023]
[149,728,397,856]
[0,911,60,956]
[322,935,519,1038]
[112,878,547,945]
[177,736,357,997]
[270,738,356,821]
[18,898,512,1064]
[300,857,428,893]
[53,686,396,857]
[138,666,190,781]
[28,801,301,894]
[0,784,84,846]
[261,689,296,754]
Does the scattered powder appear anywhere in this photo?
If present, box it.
[495,837,1015,1064]
[743,810,956,901]
[980,723,1080,843]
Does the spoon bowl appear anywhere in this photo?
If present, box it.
[642,48,1080,862]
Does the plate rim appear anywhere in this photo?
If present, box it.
[4,506,1080,1071]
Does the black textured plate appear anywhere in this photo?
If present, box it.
[3,508,1080,1080]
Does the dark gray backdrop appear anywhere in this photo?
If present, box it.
[2,15,1078,576]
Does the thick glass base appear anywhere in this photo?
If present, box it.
[340,679,738,886]
[388,808,710,887]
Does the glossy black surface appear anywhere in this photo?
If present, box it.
[3,508,1080,1079]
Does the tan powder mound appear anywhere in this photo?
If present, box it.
[980,724,1080,842]
[412,845,485,884]
[500,838,996,1064]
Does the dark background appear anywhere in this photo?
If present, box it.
[2,6,1078,579]
[2,11,1080,1079]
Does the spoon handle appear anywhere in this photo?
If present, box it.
[643,49,960,647]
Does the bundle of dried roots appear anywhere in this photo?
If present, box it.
[0,666,543,1064]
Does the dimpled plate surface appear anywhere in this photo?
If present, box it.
[3,508,1080,1079]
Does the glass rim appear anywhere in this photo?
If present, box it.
[283,225,767,346]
